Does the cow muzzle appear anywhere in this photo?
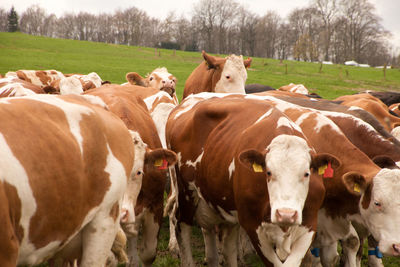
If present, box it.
[275,208,298,226]
[120,208,137,237]
[160,86,175,97]
[393,244,400,256]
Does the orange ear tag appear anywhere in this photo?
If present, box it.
[252,163,263,173]
[158,159,168,170]
[323,162,334,178]
[354,183,361,193]
[318,164,327,175]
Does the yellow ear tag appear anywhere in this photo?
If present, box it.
[318,164,328,175]
[252,163,263,173]
[354,183,361,193]
[154,159,163,167]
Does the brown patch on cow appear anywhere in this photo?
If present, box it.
[82,81,96,91]
[361,182,373,210]
[343,234,360,250]
[0,181,22,264]
[109,202,120,221]
[126,72,147,87]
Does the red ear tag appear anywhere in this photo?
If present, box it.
[323,162,334,178]
[158,159,168,170]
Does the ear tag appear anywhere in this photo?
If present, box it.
[323,162,334,178]
[158,159,168,170]
[252,163,263,173]
[318,164,327,175]
[154,159,163,167]
[354,183,361,193]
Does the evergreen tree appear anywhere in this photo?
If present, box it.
[7,6,18,32]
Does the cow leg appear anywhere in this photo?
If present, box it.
[201,227,219,267]
[126,235,140,267]
[165,167,180,256]
[138,211,160,267]
[367,235,384,267]
[319,242,339,267]
[340,225,360,267]
[221,224,239,267]
[176,222,196,267]
[80,213,119,267]
[282,229,315,267]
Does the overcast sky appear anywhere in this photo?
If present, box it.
[2,0,399,53]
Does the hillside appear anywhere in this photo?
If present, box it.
[1,32,400,101]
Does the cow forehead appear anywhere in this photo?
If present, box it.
[266,135,311,168]
[373,169,400,203]
[222,55,247,78]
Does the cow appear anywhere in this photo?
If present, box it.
[278,83,310,95]
[245,83,275,94]
[0,93,150,266]
[42,72,103,95]
[84,84,177,267]
[363,91,400,107]
[182,51,252,99]
[248,94,400,267]
[335,93,400,132]
[6,69,65,87]
[125,67,178,102]
[166,92,337,266]
[0,77,45,97]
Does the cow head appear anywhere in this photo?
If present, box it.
[125,67,177,96]
[343,159,400,256]
[240,134,338,227]
[120,131,177,236]
[202,51,252,94]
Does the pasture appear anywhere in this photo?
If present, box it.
[2,32,400,267]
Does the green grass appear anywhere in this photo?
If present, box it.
[1,32,400,102]
[2,32,400,266]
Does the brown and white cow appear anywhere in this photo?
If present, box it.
[335,93,400,132]
[6,69,65,87]
[182,51,252,99]
[278,83,310,95]
[0,77,46,97]
[249,94,400,266]
[84,84,177,267]
[0,93,149,266]
[125,67,178,102]
[45,72,103,95]
[166,92,336,266]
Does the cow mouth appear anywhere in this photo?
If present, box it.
[160,86,175,97]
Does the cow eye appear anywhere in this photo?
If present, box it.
[304,172,310,178]
[149,77,153,81]
[374,201,381,207]
[137,170,142,176]
[266,171,272,176]
[226,75,230,80]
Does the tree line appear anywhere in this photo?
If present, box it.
[1,0,399,67]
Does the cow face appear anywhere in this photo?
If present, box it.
[120,131,177,235]
[125,68,177,96]
[240,134,337,227]
[344,169,400,256]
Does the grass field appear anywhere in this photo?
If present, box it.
[2,32,400,266]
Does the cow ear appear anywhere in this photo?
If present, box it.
[372,155,399,169]
[145,148,177,170]
[42,85,59,94]
[202,50,223,69]
[126,72,147,86]
[310,153,341,172]
[243,57,252,68]
[342,172,368,196]
[239,149,266,173]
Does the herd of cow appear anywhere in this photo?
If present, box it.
[1,50,400,267]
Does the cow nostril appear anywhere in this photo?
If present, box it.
[120,209,128,223]
[393,244,400,253]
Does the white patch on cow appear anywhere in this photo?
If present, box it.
[79,94,108,109]
[228,159,235,180]
[143,91,169,111]
[254,109,273,124]
[174,96,203,119]
[176,152,182,168]
[348,106,363,111]
[216,206,238,224]
[256,222,314,266]
[59,76,84,95]
[294,110,342,134]
[0,133,38,264]
[265,135,312,225]
[289,84,309,95]
[85,72,102,87]
[391,126,400,142]
[5,71,17,77]
[151,102,176,148]
[360,168,400,256]
[214,55,247,94]
[0,83,36,97]
[122,130,147,230]
[26,95,93,154]
[185,151,204,168]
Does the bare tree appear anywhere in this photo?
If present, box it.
[236,7,258,56]
[256,11,282,58]
[313,0,338,61]
[19,5,48,35]
[0,8,8,32]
